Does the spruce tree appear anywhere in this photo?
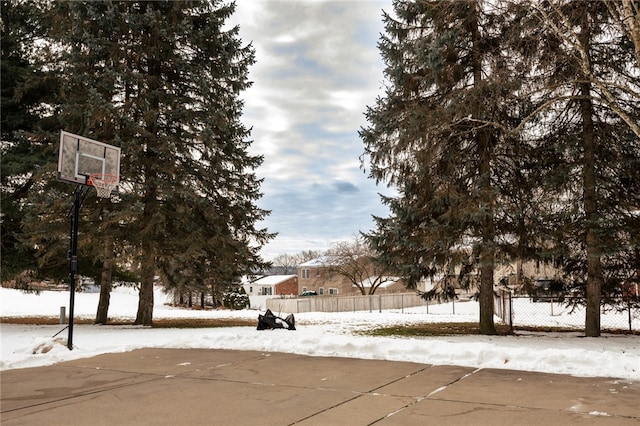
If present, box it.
[361,0,532,334]
[1,0,59,281]
[46,0,273,325]
[527,1,640,336]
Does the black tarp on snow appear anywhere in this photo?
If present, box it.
[257,309,295,330]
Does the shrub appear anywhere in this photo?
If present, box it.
[222,286,250,310]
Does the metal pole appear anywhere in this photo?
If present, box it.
[67,188,81,350]
[67,186,90,349]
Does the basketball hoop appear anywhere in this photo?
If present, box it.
[88,173,118,199]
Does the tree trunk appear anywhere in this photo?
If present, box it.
[479,133,497,335]
[134,0,159,327]
[581,81,602,337]
[620,0,640,67]
[579,13,602,338]
[135,247,155,325]
[95,234,114,324]
[471,0,497,335]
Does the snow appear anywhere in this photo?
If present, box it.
[250,274,296,285]
[1,286,638,381]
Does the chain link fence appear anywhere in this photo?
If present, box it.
[495,290,640,333]
[264,290,639,333]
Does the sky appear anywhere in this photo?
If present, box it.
[226,0,395,259]
[1,286,638,381]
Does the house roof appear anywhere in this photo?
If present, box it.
[355,276,401,289]
[251,275,297,286]
[298,256,341,268]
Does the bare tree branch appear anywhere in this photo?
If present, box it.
[529,1,640,139]
[325,237,395,295]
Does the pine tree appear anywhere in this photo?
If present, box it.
[526,1,640,336]
[361,0,533,334]
[1,0,59,281]
[45,0,273,325]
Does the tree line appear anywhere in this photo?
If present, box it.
[2,0,638,337]
[360,0,640,336]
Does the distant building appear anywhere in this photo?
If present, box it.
[243,275,298,296]
[296,256,351,295]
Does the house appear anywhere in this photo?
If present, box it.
[297,256,404,296]
[297,256,352,295]
[495,259,565,293]
[244,275,298,296]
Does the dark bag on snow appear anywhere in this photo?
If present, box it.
[257,309,295,330]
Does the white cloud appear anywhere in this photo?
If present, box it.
[229,0,394,258]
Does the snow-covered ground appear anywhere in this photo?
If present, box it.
[1,286,638,380]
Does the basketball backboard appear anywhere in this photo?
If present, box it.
[57,131,121,188]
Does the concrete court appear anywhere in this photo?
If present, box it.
[1,348,638,426]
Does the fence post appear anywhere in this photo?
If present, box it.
[628,299,632,332]
[508,291,513,332]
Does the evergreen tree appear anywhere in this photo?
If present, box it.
[44,0,273,325]
[0,0,59,281]
[361,0,532,334]
[527,1,640,336]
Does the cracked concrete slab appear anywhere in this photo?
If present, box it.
[1,349,637,425]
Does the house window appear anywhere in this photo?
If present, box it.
[329,288,338,295]
[319,287,324,295]
[302,269,309,279]
[262,287,272,296]
[249,286,253,294]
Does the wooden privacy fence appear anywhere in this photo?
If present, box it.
[266,292,427,314]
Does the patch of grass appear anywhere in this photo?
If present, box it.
[151,318,255,328]
[362,322,632,336]
[0,317,255,328]
[363,322,515,337]
[1,317,94,325]
[513,325,581,333]
[363,322,512,337]
[3,317,636,335]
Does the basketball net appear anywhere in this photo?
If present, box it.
[88,174,118,199]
